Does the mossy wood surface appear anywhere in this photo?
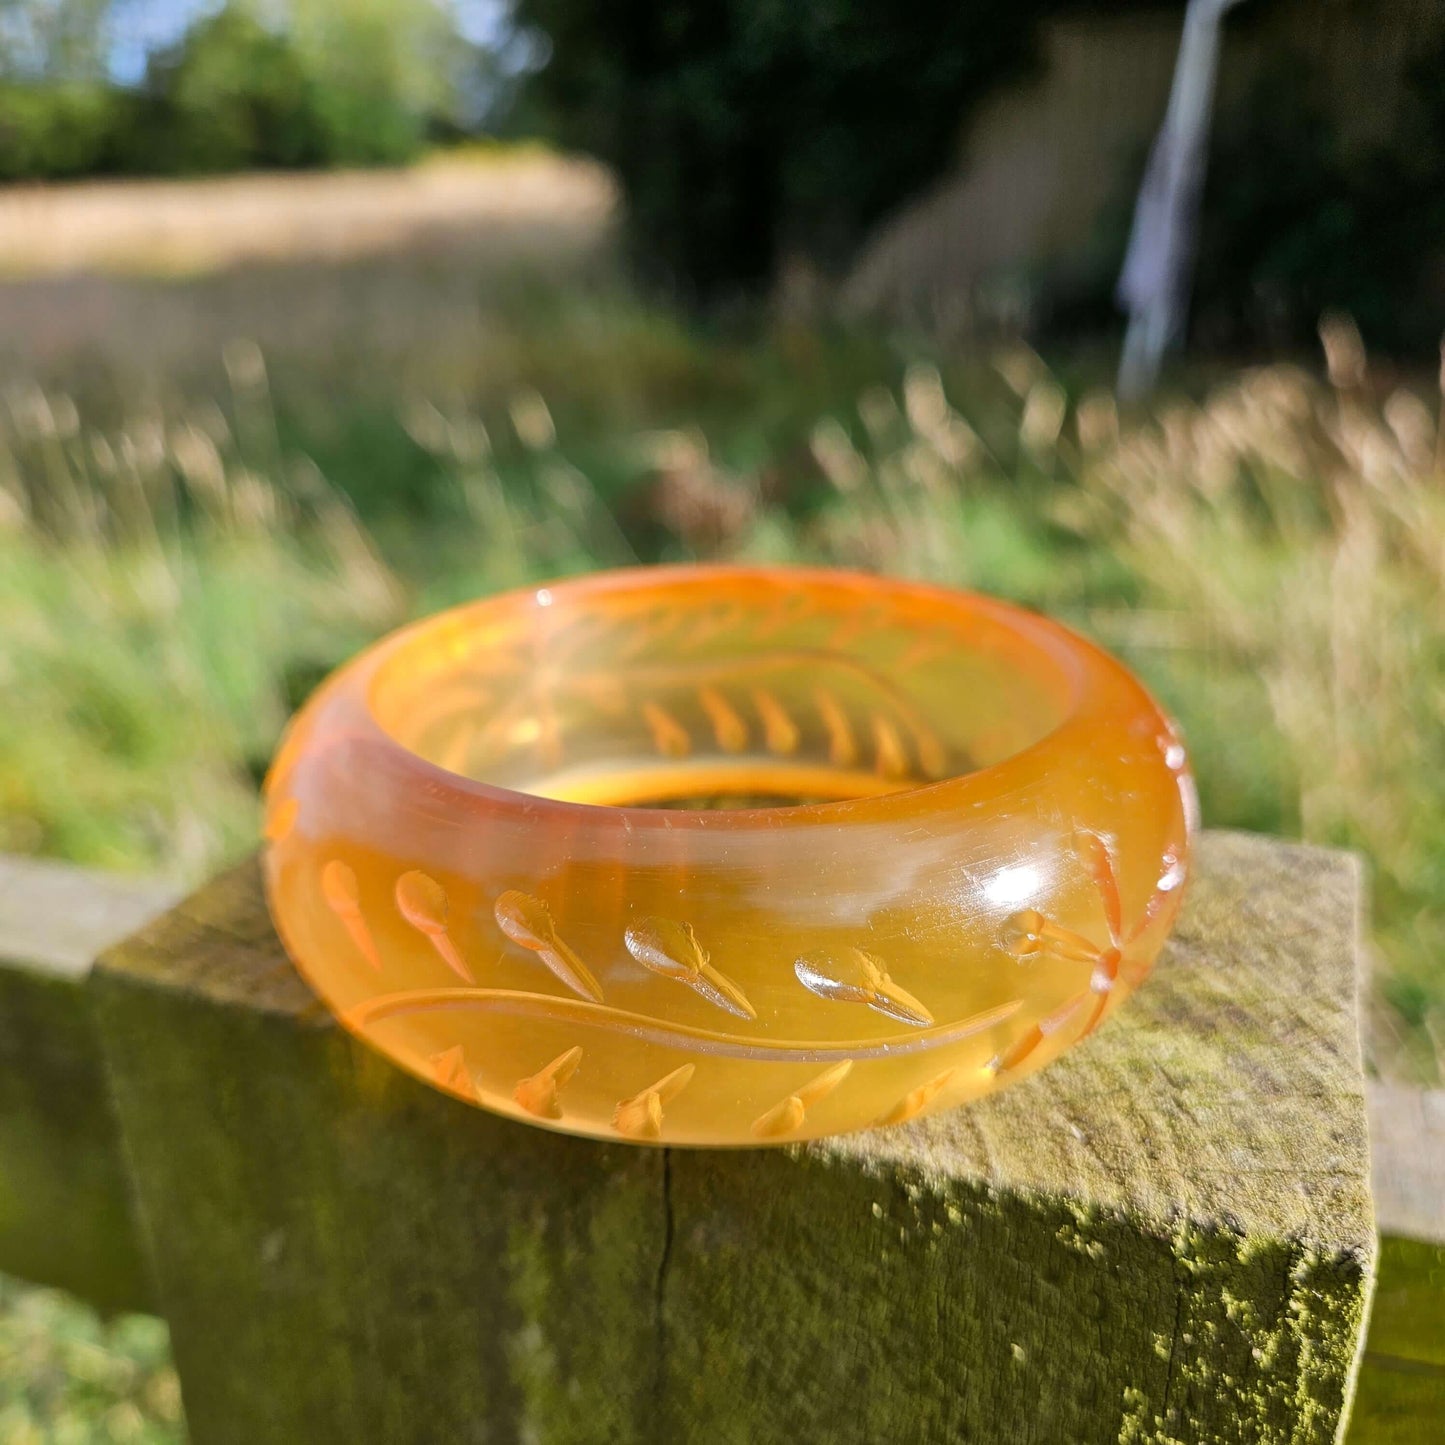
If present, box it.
[91,830,1374,1445]
[0,855,177,1310]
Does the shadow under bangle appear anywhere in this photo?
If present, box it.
[263,565,1196,1147]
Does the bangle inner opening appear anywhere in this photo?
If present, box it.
[370,575,1079,809]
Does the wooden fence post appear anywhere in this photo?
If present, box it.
[1352,1084,1445,1441]
[88,830,1375,1444]
[0,855,177,1310]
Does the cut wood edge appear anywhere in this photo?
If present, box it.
[1368,1082,1445,1246]
[0,853,182,980]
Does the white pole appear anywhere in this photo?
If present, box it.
[1117,0,1247,400]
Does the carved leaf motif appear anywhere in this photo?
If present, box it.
[1002,909,1100,965]
[998,829,1187,1055]
[321,859,360,913]
[624,917,756,1020]
[495,890,604,1003]
[396,871,473,983]
[871,714,910,779]
[698,686,749,753]
[320,859,380,970]
[513,1046,583,1119]
[794,947,934,1027]
[613,1063,695,1139]
[873,1065,963,1128]
[1074,829,1124,944]
[641,700,691,759]
[395,870,449,934]
[750,1060,854,1139]
[813,688,859,768]
[752,688,800,755]
[430,1045,476,1100]
[750,1095,805,1140]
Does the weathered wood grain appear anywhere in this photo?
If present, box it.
[0,854,178,1309]
[90,830,1375,1444]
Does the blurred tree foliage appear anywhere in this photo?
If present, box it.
[0,0,108,79]
[133,7,333,171]
[285,0,463,161]
[515,0,1445,340]
[0,78,119,174]
[512,0,1052,301]
[0,0,478,178]
[1192,41,1445,355]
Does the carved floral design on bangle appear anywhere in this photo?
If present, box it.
[262,566,1196,1146]
[994,830,1188,1074]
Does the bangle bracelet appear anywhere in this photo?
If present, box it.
[263,566,1195,1147]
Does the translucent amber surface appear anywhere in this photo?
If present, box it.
[263,566,1196,1146]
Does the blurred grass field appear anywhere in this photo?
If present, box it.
[2,184,1438,1077]
[1,151,1442,1440]
[0,1276,179,1445]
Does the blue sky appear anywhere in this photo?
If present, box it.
[107,0,512,83]
[109,0,203,82]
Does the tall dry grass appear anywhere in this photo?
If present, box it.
[0,345,398,872]
[1076,324,1445,1077]
[1,321,1439,1077]
[0,152,615,279]
[767,321,1445,1078]
[0,347,641,874]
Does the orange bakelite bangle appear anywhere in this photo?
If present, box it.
[263,566,1196,1147]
